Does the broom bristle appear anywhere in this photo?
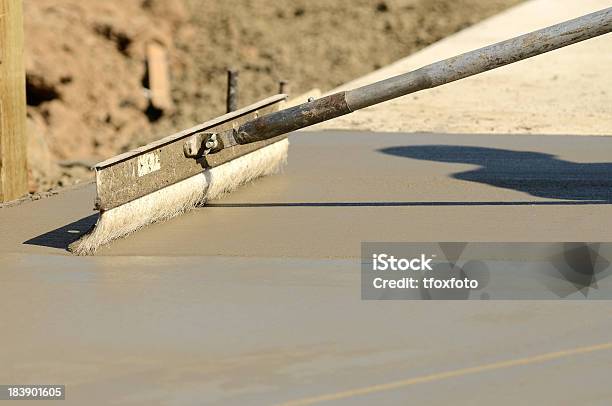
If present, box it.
[69,139,289,255]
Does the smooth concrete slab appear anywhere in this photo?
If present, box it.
[1,253,612,405]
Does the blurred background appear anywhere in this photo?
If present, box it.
[23,0,521,193]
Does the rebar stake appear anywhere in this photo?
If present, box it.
[226,69,239,113]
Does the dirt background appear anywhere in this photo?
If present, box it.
[23,0,521,193]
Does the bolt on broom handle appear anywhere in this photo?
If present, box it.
[206,7,611,152]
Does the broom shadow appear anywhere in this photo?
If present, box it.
[23,213,98,250]
[206,201,609,208]
[23,201,605,252]
[379,145,612,202]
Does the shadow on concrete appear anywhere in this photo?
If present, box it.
[206,200,608,208]
[23,214,98,250]
[380,145,612,202]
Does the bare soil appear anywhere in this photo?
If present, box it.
[22,0,521,193]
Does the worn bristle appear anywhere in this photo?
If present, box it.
[69,139,289,255]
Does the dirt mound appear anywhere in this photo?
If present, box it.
[23,0,521,193]
[23,0,187,190]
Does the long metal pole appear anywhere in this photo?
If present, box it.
[228,7,611,147]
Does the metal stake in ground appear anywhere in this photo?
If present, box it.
[279,80,290,95]
[226,69,239,113]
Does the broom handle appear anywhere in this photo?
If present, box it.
[228,7,611,146]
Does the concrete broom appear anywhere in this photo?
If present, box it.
[70,7,611,254]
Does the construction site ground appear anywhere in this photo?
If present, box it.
[1,0,611,404]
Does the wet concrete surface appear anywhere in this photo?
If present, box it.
[1,253,612,405]
[1,131,612,404]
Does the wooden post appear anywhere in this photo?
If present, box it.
[0,0,27,202]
